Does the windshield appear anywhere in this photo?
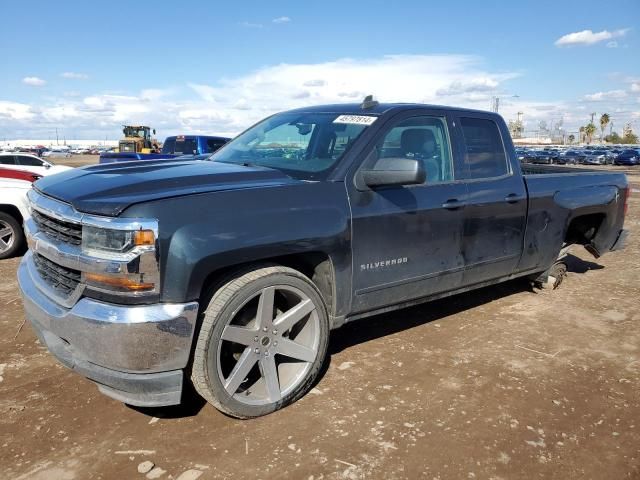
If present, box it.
[211,112,373,180]
[123,127,148,138]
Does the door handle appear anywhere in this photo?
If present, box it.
[442,199,465,210]
[504,193,524,204]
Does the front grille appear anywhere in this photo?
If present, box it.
[32,210,82,245]
[33,253,81,297]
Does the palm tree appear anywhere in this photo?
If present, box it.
[568,134,575,144]
[579,126,586,143]
[599,113,610,143]
[584,123,596,144]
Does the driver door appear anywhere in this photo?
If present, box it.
[347,110,468,314]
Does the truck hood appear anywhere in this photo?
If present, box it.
[33,159,299,216]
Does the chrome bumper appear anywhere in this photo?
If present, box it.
[18,251,199,406]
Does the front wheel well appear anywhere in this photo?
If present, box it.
[0,204,24,224]
[198,252,336,317]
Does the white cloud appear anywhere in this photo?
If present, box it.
[239,21,263,28]
[631,83,640,93]
[555,28,629,47]
[22,76,46,86]
[61,72,88,80]
[583,90,627,101]
[606,41,618,48]
[140,88,173,101]
[1,54,636,139]
[187,54,516,115]
[0,101,36,120]
[436,78,501,96]
[272,16,291,24]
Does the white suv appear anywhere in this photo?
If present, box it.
[0,177,31,259]
[0,153,73,176]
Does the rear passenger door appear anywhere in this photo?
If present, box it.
[453,115,527,286]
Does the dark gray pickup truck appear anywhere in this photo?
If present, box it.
[18,100,629,418]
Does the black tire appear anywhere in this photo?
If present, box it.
[0,212,25,260]
[191,265,329,418]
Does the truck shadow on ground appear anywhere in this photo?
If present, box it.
[131,253,603,419]
[329,253,603,355]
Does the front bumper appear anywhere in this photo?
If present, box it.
[18,251,199,407]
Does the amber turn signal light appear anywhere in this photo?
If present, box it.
[134,229,155,246]
[84,272,155,291]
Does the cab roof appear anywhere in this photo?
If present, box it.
[285,102,495,116]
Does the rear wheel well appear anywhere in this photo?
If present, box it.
[0,205,23,224]
[199,252,336,317]
[564,213,605,245]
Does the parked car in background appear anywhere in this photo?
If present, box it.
[544,149,561,162]
[526,150,554,164]
[614,149,640,166]
[591,149,614,164]
[100,135,231,164]
[556,150,583,165]
[43,150,72,158]
[582,151,607,165]
[161,135,230,156]
[0,168,42,182]
[0,177,31,259]
[0,153,73,176]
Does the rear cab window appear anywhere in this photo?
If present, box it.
[459,117,510,180]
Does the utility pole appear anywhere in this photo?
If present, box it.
[590,112,596,124]
[491,94,520,113]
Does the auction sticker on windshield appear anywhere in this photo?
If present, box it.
[333,115,377,126]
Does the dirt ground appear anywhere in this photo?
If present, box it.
[1,156,639,479]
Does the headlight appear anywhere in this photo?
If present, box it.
[80,222,159,298]
[82,225,155,255]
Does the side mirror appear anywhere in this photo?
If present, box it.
[44,163,51,169]
[361,158,426,188]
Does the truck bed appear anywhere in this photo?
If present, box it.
[519,165,628,270]
[520,164,596,175]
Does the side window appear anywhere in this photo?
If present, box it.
[373,115,454,183]
[17,155,44,166]
[459,117,509,179]
[0,155,16,165]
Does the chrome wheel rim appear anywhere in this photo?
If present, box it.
[0,220,15,254]
[216,284,320,406]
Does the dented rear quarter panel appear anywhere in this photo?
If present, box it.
[519,170,628,272]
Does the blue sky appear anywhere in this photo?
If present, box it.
[0,0,638,140]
